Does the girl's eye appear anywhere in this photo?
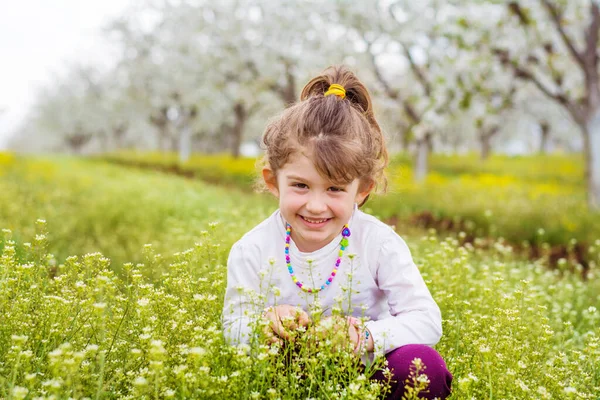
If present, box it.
[329,186,344,192]
[293,183,308,189]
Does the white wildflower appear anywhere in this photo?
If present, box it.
[189,347,206,356]
[564,387,577,394]
[133,376,148,387]
[137,298,150,307]
[85,344,99,352]
[11,386,28,400]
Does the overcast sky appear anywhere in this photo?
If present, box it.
[0,1,134,149]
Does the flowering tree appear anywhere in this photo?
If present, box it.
[338,0,480,181]
[473,0,600,208]
[108,0,349,159]
[11,0,588,167]
[14,65,133,154]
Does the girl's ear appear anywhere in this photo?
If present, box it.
[262,167,280,198]
[355,180,375,205]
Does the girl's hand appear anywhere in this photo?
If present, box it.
[262,305,311,344]
[347,317,374,354]
[311,316,374,354]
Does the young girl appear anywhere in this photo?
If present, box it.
[222,66,452,399]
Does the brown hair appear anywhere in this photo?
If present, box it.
[260,65,388,206]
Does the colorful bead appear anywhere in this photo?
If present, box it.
[285,222,350,293]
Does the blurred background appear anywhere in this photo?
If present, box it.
[1,0,591,158]
[2,3,600,398]
[1,0,599,266]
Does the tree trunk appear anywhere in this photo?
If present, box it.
[65,132,92,154]
[477,124,499,160]
[584,109,600,209]
[178,106,197,163]
[158,130,169,152]
[414,132,430,182]
[402,129,411,153]
[480,132,491,160]
[231,103,247,158]
[539,121,550,154]
[426,132,434,153]
[150,107,171,152]
[281,63,296,105]
[113,123,127,149]
[179,124,192,163]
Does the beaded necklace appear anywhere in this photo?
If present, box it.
[285,222,351,293]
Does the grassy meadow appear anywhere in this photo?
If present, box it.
[102,152,595,252]
[0,152,599,399]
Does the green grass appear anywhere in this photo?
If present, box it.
[0,155,598,398]
[100,151,599,251]
[0,155,274,272]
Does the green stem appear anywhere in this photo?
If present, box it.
[486,357,493,400]
[94,351,106,400]
[8,352,22,400]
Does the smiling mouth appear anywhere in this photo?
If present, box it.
[300,216,331,224]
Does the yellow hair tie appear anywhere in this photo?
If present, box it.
[324,83,346,99]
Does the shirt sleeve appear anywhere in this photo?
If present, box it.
[222,241,264,346]
[365,234,442,354]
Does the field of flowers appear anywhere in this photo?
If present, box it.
[1,153,599,399]
[0,154,273,270]
[101,152,596,253]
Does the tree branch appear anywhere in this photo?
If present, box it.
[365,40,399,100]
[387,3,432,97]
[520,66,565,103]
[540,0,586,69]
[585,2,600,61]
[584,1,600,94]
[510,58,584,123]
[401,42,432,97]
[508,2,532,25]
[364,34,421,124]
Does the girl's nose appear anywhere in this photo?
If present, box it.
[306,193,327,214]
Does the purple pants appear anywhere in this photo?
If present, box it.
[371,345,452,399]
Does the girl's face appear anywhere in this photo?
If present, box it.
[263,151,372,253]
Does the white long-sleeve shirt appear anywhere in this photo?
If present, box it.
[222,208,442,355]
